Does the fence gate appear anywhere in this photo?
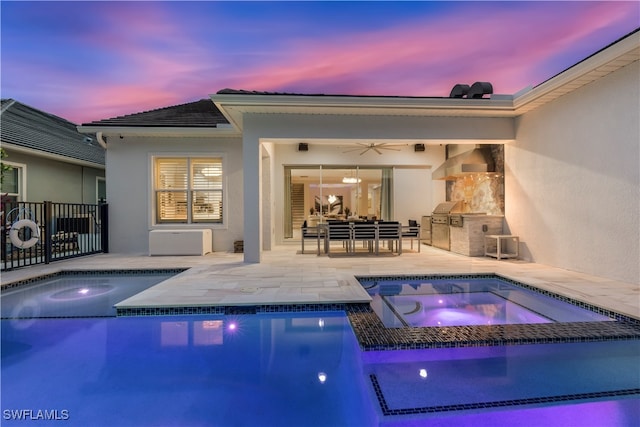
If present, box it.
[1,201,108,271]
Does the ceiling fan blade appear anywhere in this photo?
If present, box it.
[373,147,383,154]
[378,146,402,151]
[359,148,371,155]
[343,142,374,153]
[342,147,363,153]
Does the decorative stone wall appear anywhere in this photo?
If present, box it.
[450,215,503,256]
[450,174,504,215]
[445,144,504,215]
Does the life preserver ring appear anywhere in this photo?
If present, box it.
[9,219,40,249]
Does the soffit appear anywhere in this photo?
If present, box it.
[212,96,516,130]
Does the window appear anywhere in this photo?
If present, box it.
[1,162,24,203]
[154,157,223,224]
[97,177,106,203]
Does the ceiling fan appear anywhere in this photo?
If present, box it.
[342,142,407,155]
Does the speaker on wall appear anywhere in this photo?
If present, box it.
[414,143,425,152]
[298,143,309,151]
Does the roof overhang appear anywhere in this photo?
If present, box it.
[76,125,240,139]
[514,30,640,114]
[210,94,516,131]
[1,142,105,169]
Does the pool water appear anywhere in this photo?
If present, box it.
[363,277,614,327]
[2,313,375,427]
[1,273,639,426]
[1,313,638,426]
[1,273,177,319]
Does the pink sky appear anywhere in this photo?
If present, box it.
[1,1,638,123]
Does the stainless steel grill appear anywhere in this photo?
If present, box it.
[431,201,463,251]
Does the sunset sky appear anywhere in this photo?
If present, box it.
[1,1,638,124]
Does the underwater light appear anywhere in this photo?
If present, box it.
[318,372,327,384]
[419,369,428,379]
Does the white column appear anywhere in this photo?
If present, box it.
[243,132,262,263]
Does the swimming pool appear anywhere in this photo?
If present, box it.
[1,270,182,319]
[1,272,639,426]
[2,312,638,426]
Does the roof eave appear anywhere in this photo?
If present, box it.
[210,94,516,131]
[76,125,240,138]
[514,30,640,114]
[1,142,105,169]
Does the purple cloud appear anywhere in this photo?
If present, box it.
[1,1,637,123]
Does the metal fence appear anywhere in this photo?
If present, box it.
[1,201,108,271]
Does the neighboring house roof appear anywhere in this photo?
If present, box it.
[82,99,228,128]
[1,99,105,167]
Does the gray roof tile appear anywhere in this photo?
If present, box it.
[82,99,227,127]
[1,99,105,166]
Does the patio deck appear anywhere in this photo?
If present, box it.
[1,243,638,320]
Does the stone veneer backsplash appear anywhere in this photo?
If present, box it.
[451,174,504,215]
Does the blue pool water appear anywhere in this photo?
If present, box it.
[1,273,639,426]
[2,313,374,426]
[1,273,177,318]
[2,312,639,426]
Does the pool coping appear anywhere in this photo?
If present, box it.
[3,270,640,350]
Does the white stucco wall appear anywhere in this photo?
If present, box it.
[105,135,243,254]
[505,60,640,284]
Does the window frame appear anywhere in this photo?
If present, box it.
[1,161,27,202]
[150,154,226,227]
[96,176,106,203]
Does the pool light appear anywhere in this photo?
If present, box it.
[419,368,428,379]
[317,372,327,384]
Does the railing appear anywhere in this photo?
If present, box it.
[1,201,109,271]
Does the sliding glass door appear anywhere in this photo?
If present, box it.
[284,166,391,239]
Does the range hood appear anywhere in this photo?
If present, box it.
[432,146,495,180]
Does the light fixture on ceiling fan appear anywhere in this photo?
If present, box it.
[342,142,406,155]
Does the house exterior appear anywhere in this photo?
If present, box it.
[1,99,106,204]
[79,30,639,285]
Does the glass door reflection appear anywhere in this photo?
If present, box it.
[286,166,388,240]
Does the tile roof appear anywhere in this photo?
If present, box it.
[1,99,105,166]
[82,99,227,128]
[215,88,446,99]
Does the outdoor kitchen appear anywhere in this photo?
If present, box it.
[428,144,508,257]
